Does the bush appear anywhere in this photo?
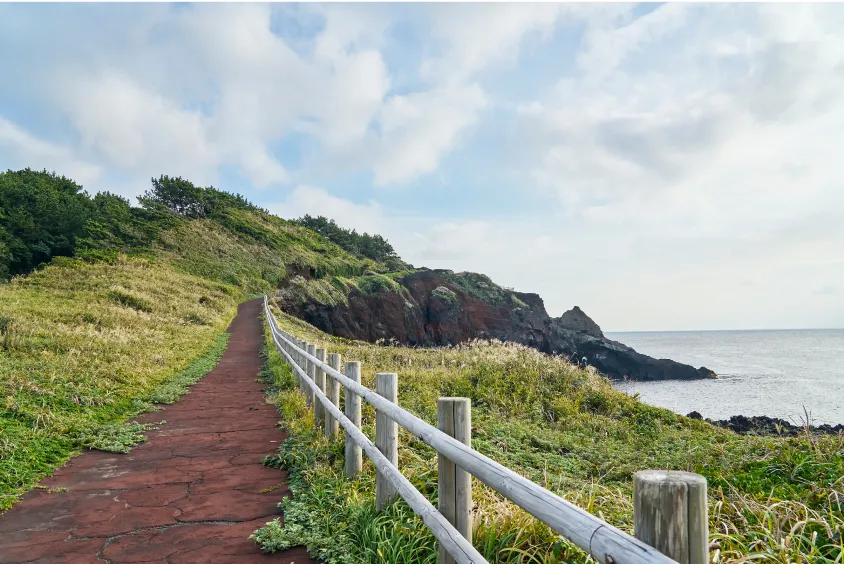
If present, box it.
[0,169,92,278]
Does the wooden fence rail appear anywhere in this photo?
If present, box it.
[263,297,708,564]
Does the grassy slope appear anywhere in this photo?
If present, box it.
[0,257,238,509]
[255,302,844,563]
[0,206,386,510]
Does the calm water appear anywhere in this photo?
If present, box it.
[605,329,844,426]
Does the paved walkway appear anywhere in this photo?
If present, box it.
[0,299,314,564]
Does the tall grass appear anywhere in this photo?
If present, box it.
[254,303,843,563]
[0,256,237,509]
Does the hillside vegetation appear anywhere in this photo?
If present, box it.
[2,168,841,564]
[0,168,404,508]
[257,302,844,564]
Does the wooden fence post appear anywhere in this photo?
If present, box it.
[344,361,363,479]
[298,341,307,400]
[292,337,303,391]
[326,353,341,439]
[296,338,304,390]
[633,470,708,564]
[314,348,327,430]
[375,372,398,510]
[306,343,316,407]
[437,398,472,564]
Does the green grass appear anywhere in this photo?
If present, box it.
[0,257,235,510]
[442,271,514,308]
[254,302,844,563]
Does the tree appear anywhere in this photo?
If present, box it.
[139,175,208,218]
[0,169,93,277]
[293,215,401,264]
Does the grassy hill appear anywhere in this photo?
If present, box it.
[1,169,841,563]
[0,169,404,509]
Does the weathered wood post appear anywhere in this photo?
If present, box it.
[326,353,342,439]
[306,343,317,407]
[314,348,327,430]
[633,470,708,564]
[299,341,311,400]
[344,361,363,478]
[290,337,299,388]
[375,372,398,510]
[437,398,472,564]
[295,338,304,389]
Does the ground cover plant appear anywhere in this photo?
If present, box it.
[255,302,844,563]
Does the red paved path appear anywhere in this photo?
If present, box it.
[0,299,314,564]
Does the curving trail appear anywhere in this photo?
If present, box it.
[0,299,313,564]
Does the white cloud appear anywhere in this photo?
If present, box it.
[518,3,844,238]
[421,3,567,80]
[576,3,690,77]
[0,117,102,186]
[370,84,487,186]
[61,72,220,187]
[2,4,393,193]
[410,221,492,261]
[501,3,844,328]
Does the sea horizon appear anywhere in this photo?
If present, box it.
[607,327,844,334]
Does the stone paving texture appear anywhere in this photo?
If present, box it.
[0,299,314,564]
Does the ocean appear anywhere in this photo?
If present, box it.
[606,329,844,426]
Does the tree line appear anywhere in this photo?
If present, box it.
[292,215,401,266]
[0,169,403,280]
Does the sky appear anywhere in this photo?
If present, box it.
[1,2,843,331]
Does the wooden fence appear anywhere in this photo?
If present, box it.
[264,297,709,564]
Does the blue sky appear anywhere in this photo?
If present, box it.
[2,3,843,331]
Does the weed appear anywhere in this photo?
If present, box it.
[75,420,164,454]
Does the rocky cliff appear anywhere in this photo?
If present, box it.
[276,268,716,382]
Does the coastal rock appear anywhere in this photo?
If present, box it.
[705,414,844,437]
[276,269,717,382]
[558,306,603,338]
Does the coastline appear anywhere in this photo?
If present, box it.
[688,411,844,436]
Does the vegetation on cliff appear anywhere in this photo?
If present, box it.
[257,303,844,563]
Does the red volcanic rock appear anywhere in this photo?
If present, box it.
[277,269,717,382]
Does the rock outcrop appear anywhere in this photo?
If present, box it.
[691,413,844,436]
[558,306,603,337]
[277,268,717,382]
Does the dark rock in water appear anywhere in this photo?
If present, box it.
[705,414,844,436]
[276,268,718,382]
[687,411,703,420]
